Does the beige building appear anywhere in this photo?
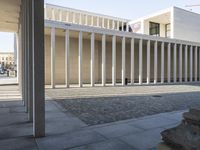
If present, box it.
[43,4,200,88]
[0,52,14,67]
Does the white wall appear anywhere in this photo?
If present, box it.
[173,7,200,43]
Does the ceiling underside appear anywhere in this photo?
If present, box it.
[0,0,21,33]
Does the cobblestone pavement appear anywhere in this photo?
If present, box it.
[45,84,200,125]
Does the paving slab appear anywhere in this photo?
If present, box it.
[36,130,106,150]
[119,128,164,150]
[93,123,143,139]
[69,139,136,150]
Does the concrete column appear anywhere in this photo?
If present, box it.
[199,47,200,81]
[91,16,94,26]
[102,18,105,28]
[102,34,106,86]
[117,21,120,30]
[190,46,193,82]
[179,44,183,82]
[72,12,76,23]
[139,39,143,85]
[161,42,164,83]
[59,10,62,21]
[167,43,171,83]
[50,27,55,89]
[85,15,88,25]
[154,41,158,84]
[147,40,150,84]
[126,23,129,32]
[112,35,116,86]
[66,12,69,22]
[97,17,100,27]
[112,20,115,30]
[91,33,95,87]
[52,8,55,20]
[185,45,188,82]
[79,13,82,24]
[195,46,198,82]
[121,22,124,31]
[78,31,83,87]
[65,30,70,88]
[122,37,126,86]
[173,43,177,83]
[32,0,45,137]
[44,5,47,19]
[131,38,134,85]
[107,19,110,29]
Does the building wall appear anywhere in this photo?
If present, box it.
[173,7,200,43]
[0,52,14,67]
[44,34,198,85]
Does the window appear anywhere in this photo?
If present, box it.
[165,24,171,38]
[149,22,160,36]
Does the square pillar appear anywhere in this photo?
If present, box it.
[65,30,70,88]
[173,43,177,83]
[91,33,95,87]
[78,31,83,87]
[50,27,56,89]
[179,44,183,83]
[185,45,188,82]
[195,46,198,82]
[102,34,106,86]
[161,42,165,84]
[147,40,150,84]
[32,0,45,137]
[154,41,158,84]
[190,46,193,82]
[139,39,143,85]
[167,43,171,83]
[122,37,126,86]
[131,38,134,85]
[112,35,116,86]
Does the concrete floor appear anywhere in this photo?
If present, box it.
[0,99,184,150]
[0,84,197,150]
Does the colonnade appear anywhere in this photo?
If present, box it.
[45,5,130,31]
[49,26,200,88]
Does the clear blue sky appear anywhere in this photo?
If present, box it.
[0,0,200,52]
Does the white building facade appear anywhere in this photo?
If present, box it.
[43,4,200,88]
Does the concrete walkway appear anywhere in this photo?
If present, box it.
[0,99,184,150]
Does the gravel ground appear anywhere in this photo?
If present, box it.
[56,92,200,126]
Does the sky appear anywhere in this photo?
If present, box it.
[0,0,200,52]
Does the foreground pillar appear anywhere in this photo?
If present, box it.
[139,39,143,85]
[112,35,116,86]
[102,34,106,86]
[131,38,134,85]
[91,32,95,87]
[65,30,70,88]
[50,27,56,88]
[122,37,126,86]
[78,31,83,87]
[32,0,45,137]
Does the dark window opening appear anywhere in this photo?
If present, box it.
[149,22,160,36]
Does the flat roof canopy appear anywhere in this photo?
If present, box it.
[0,0,21,32]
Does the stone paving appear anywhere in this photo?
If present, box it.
[0,84,199,149]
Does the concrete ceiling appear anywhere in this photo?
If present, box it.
[0,0,21,32]
[146,12,170,24]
